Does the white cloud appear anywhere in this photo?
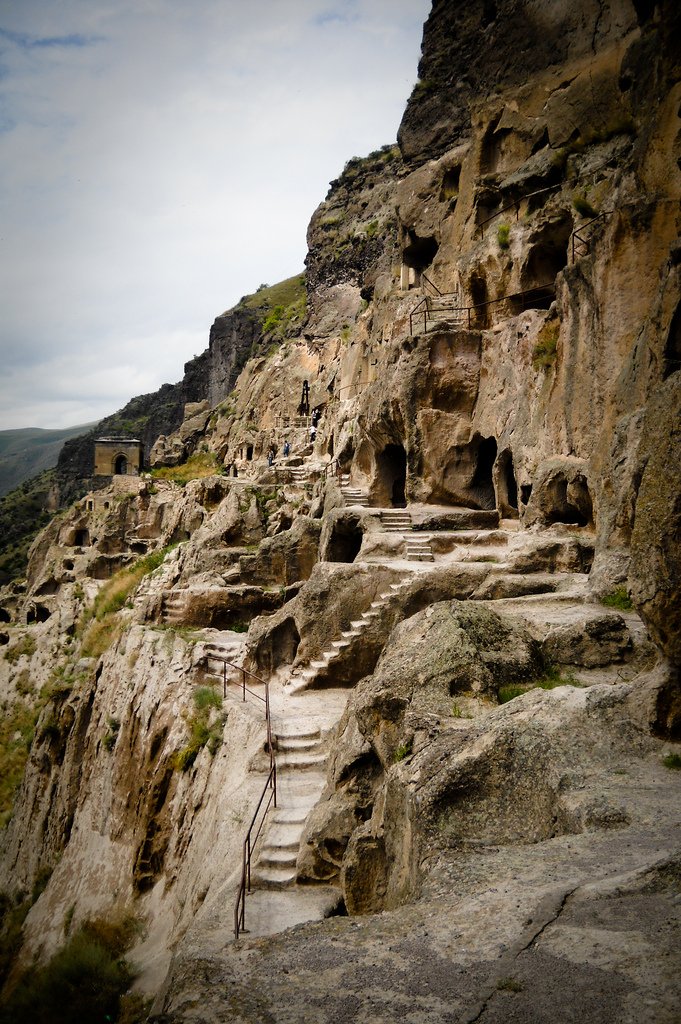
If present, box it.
[0,0,431,429]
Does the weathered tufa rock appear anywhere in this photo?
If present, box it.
[544,612,632,667]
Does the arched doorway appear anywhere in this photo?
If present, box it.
[113,454,128,475]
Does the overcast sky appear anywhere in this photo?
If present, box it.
[0,0,431,430]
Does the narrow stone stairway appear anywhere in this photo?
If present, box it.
[285,576,413,693]
[253,727,326,889]
[380,509,434,561]
[340,473,370,507]
[161,590,189,625]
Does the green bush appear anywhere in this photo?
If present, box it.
[601,586,633,611]
[662,753,681,770]
[532,322,559,371]
[174,687,225,771]
[497,223,510,250]
[0,920,136,1024]
[393,740,412,762]
[498,666,581,704]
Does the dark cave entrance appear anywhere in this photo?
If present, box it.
[375,444,407,508]
[113,454,128,475]
[326,520,364,563]
[470,436,498,510]
[545,473,593,527]
[74,529,90,547]
[520,484,533,507]
[402,230,439,275]
[496,448,518,515]
[0,608,11,624]
[26,605,51,624]
[246,445,254,461]
[521,215,573,294]
[470,273,490,328]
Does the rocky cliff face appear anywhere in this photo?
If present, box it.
[1,2,680,1021]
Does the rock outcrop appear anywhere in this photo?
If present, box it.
[0,1,680,1021]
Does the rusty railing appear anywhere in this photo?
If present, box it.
[410,283,556,335]
[203,655,276,940]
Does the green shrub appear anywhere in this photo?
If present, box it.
[5,634,36,665]
[662,753,681,770]
[364,220,379,238]
[174,687,225,771]
[0,919,137,1024]
[150,452,222,485]
[498,666,582,704]
[393,740,412,763]
[497,223,510,250]
[601,586,633,611]
[573,193,598,218]
[102,717,121,752]
[532,322,559,371]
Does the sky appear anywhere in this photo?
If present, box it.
[0,0,431,430]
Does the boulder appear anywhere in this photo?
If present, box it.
[544,613,632,667]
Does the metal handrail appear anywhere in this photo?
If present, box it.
[476,182,564,235]
[234,763,277,939]
[410,283,556,335]
[202,654,277,940]
[421,272,442,296]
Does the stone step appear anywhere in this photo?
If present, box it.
[252,866,297,890]
[277,751,327,770]
[349,619,370,629]
[340,629,361,640]
[275,727,321,742]
[331,638,352,649]
[276,736,322,753]
[258,848,298,868]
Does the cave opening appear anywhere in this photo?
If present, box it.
[113,454,128,475]
[0,608,10,624]
[74,529,90,547]
[27,605,51,624]
[375,443,407,508]
[402,230,439,273]
[470,435,498,509]
[496,449,518,513]
[545,473,593,527]
[663,300,681,379]
[246,445,254,461]
[256,617,300,676]
[520,484,533,506]
[440,165,461,201]
[470,272,490,328]
[521,214,573,293]
[326,520,364,563]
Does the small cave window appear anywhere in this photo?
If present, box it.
[663,300,681,380]
[440,166,461,202]
[520,484,533,506]
[326,521,364,563]
[545,473,593,527]
[246,445,254,461]
[104,502,110,510]
[0,608,11,624]
[63,559,75,571]
[86,500,94,511]
[74,528,90,547]
[470,436,498,510]
[113,454,128,475]
[232,465,238,478]
[27,605,51,624]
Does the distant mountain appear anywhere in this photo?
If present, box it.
[0,424,97,497]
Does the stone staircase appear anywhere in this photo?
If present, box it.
[285,576,413,693]
[380,509,434,561]
[380,509,412,532]
[340,473,370,507]
[288,464,308,484]
[405,535,434,562]
[161,590,189,625]
[253,727,326,889]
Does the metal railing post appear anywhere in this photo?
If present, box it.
[242,668,246,702]
[223,661,226,699]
